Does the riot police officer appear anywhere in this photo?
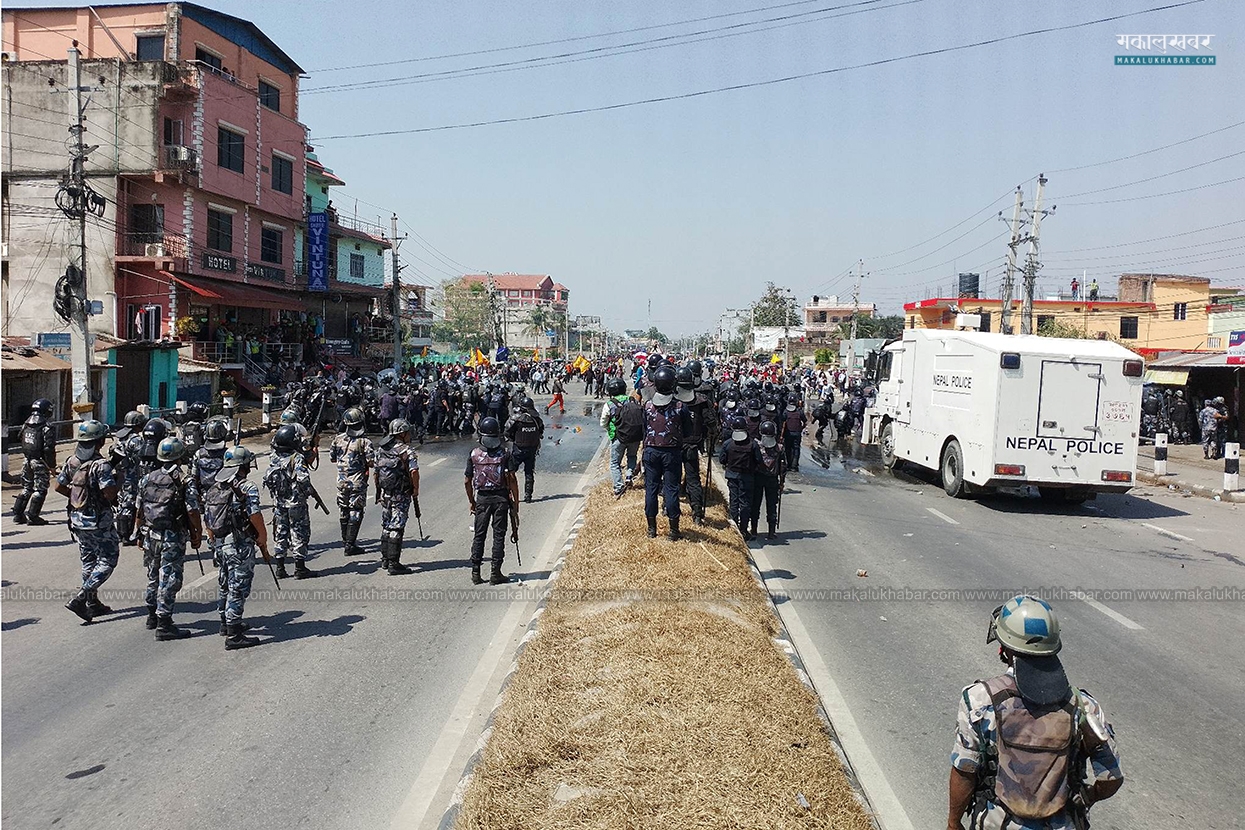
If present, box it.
[751,420,786,541]
[330,407,373,556]
[675,366,717,526]
[642,364,690,541]
[465,417,519,585]
[136,436,202,639]
[204,446,265,650]
[504,395,545,502]
[13,398,56,525]
[264,424,318,580]
[719,416,761,540]
[180,401,210,454]
[112,411,147,546]
[374,419,420,575]
[56,420,120,623]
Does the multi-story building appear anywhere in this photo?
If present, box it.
[803,294,876,344]
[903,274,1228,356]
[3,2,310,400]
[459,273,569,350]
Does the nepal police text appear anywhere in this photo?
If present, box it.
[1006,436,1127,454]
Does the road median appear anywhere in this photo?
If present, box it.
[452,480,875,828]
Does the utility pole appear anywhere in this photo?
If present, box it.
[845,260,864,374]
[1019,174,1051,336]
[390,213,405,373]
[999,187,1024,335]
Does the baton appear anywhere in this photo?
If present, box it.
[195,544,205,576]
[267,559,282,590]
[514,536,522,566]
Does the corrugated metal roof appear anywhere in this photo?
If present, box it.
[0,346,70,372]
[1147,351,1240,368]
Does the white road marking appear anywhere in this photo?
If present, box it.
[425,457,447,468]
[925,507,959,525]
[1142,522,1193,543]
[750,544,916,830]
[392,436,606,830]
[186,566,219,590]
[1071,591,1145,630]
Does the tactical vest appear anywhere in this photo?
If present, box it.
[64,455,105,514]
[683,398,705,444]
[758,444,783,477]
[204,480,247,538]
[784,411,805,434]
[614,400,645,443]
[21,420,47,460]
[470,446,507,492]
[140,467,187,532]
[512,416,541,449]
[643,402,682,448]
[263,453,298,503]
[195,449,225,493]
[974,674,1078,821]
[724,440,756,473]
[375,445,412,494]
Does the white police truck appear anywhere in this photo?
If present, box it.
[861,329,1144,502]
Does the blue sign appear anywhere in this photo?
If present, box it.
[307,212,329,292]
[37,332,72,348]
[495,346,510,362]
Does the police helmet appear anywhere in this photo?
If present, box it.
[342,407,366,437]
[124,410,148,429]
[688,360,703,379]
[986,596,1069,705]
[674,366,696,403]
[478,416,503,449]
[141,420,168,442]
[187,401,210,421]
[760,420,779,438]
[216,445,256,482]
[518,395,535,411]
[280,407,302,425]
[75,419,109,443]
[272,424,302,452]
[746,398,762,417]
[646,353,662,370]
[32,398,53,416]
[651,365,677,393]
[605,377,626,397]
[388,418,411,436]
[203,418,229,450]
[156,436,186,463]
[729,416,749,443]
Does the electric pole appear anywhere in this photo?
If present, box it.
[1019,174,1051,336]
[999,187,1024,335]
[845,260,865,373]
[390,213,405,373]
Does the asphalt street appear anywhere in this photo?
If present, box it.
[1,395,606,830]
[757,434,1245,830]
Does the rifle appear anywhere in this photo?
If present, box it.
[777,476,784,530]
[307,481,331,516]
[257,542,281,590]
[306,387,329,470]
[704,433,714,492]
[413,496,425,540]
[510,504,521,565]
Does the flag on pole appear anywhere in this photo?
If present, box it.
[533,347,541,361]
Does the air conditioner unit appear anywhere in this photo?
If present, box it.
[173,145,192,162]
[2,51,19,62]
[144,243,166,257]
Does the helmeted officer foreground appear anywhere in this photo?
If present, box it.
[204,446,267,650]
[136,436,202,640]
[265,424,318,580]
[56,420,120,623]
[374,419,420,576]
[464,417,519,585]
[13,398,56,525]
[330,407,374,556]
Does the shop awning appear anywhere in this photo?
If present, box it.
[167,273,304,312]
[1144,368,1190,385]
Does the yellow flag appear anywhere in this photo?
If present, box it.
[533,347,541,361]
[770,353,783,364]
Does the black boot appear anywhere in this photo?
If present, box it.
[146,604,158,630]
[85,589,113,616]
[340,519,350,547]
[692,511,705,527]
[219,613,250,636]
[294,559,317,579]
[489,564,512,585]
[767,523,777,541]
[65,591,93,623]
[154,614,190,641]
[12,493,29,524]
[345,521,365,556]
[668,517,681,542]
[470,564,484,585]
[25,493,48,525]
[275,560,289,579]
[647,517,658,538]
[117,515,136,546]
[385,538,412,575]
[224,622,260,650]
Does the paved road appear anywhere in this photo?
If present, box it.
[1,395,606,830]
[755,435,1245,830]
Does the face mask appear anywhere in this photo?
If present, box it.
[731,430,748,443]
[761,436,777,449]
[765,405,777,413]
[481,436,502,449]
[786,405,797,412]
[725,400,737,409]
[747,409,760,418]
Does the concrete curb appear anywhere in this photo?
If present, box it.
[436,505,587,830]
[710,465,883,830]
[1135,469,1245,503]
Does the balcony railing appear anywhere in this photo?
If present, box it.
[193,341,304,366]
[117,234,189,258]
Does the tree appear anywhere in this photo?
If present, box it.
[645,326,669,345]
[525,306,553,344]
[749,282,801,327]
[436,279,493,352]
[814,347,835,364]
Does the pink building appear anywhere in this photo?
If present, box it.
[3,3,309,374]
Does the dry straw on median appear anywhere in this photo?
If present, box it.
[456,481,875,829]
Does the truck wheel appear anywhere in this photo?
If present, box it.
[941,439,967,498]
[880,422,900,470]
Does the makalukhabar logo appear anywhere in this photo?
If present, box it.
[1115,33,1216,65]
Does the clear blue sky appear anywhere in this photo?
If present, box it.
[25,0,1245,335]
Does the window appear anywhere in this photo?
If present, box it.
[1173,302,1188,321]
[129,203,164,244]
[1208,336,1222,349]
[217,126,244,173]
[1119,316,1139,339]
[979,311,992,333]
[195,47,222,70]
[258,80,281,112]
[261,227,284,264]
[163,117,183,146]
[1036,314,1056,331]
[831,315,841,323]
[508,290,519,297]
[522,290,532,298]
[877,351,893,382]
[271,154,293,194]
[207,209,233,252]
[136,34,165,61]
[349,253,365,280]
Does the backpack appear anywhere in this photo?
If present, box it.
[974,674,1078,820]
[615,400,645,443]
[21,422,46,458]
[66,456,101,512]
[140,467,185,531]
[263,454,297,502]
[203,480,241,537]
[375,445,410,494]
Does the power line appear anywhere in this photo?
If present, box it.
[1062,175,1245,206]
[312,1,1208,141]
[1041,218,1245,254]
[1047,119,1245,174]
[1055,150,1245,199]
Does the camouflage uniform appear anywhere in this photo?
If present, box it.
[216,479,262,624]
[115,433,146,543]
[330,433,374,552]
[13,414,55,522]
[138,466,201,617]
[951,670,1123,830]
[56,452,120,591]
[378,442,419,543]
[193,447,227,598]
[265,451,312,567]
